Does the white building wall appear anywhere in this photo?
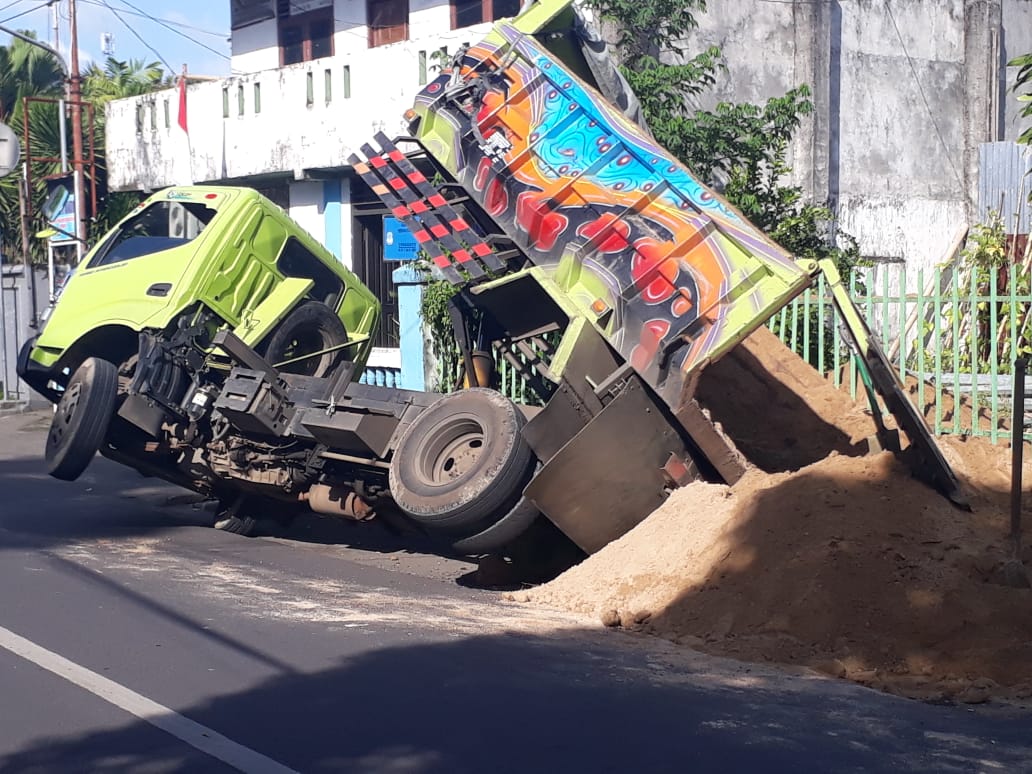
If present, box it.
[230,19,280,73]
[288,181,326,244]
[109,0,1021,282]
[108,3,494,192]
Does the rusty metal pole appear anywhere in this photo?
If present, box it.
[68,0,86,248]
[1011,357,1028,562]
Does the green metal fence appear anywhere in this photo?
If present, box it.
[434,263,1032,444]
[769,263,1032,443]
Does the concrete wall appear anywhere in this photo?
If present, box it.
[109,0,1025,279]
[109,4,492,192]
[689,0,1008,274]
[230,0,489,75]
[1001,0,1032,142]
[0,264,50,408]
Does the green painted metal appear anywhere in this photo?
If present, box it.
[763,262,1032,444]
[431,258,1030,447]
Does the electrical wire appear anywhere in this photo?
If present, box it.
[0,0,51,25]
[0,0,27,15]
[105,0,229,61]
[78,0,227,39]
[98,0,173,73]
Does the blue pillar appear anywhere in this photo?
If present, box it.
[392,264,426,391]
[322,179,343,262]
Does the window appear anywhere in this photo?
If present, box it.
[231,0,276,29]
[279,7,334,66]
[277,237,344,308]
[368,0,408,48]
[88,201,216,269]
[451,0,520,29]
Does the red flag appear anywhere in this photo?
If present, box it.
[177,74,188,133]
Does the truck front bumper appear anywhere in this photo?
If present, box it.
[16,337,60,403]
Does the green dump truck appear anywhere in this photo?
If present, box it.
[18,0,962,557]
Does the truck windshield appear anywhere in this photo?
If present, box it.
[87,200,217,268]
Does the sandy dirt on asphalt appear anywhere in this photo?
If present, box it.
[512,328,1032,704]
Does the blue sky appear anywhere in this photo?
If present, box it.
[0,0,232,78]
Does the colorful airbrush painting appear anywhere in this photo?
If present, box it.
[367,16,812,401]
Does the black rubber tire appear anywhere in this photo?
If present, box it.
[213,513,258,536]
[261,302,348,378]
[451,495,542,555]
[389,388,534,535]
[45,357,119,481]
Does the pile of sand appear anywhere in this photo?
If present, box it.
[512,328,1032,704]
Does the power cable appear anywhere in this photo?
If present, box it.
[0,0,51,24]
[98,0,173,73]
[78,0,227,39]
[106,0,229,61]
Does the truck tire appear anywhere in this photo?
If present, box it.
[389,389,534,535]
[451,494,542,555]
[45,357,118,481]
[261,302,348,378]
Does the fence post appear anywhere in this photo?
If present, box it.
[1010,357,1027,566]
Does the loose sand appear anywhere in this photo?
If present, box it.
[512,328,1032,704]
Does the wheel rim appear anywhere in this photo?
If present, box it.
[275,330,326,376]
[417,417,486,486]
[47,381,83,453]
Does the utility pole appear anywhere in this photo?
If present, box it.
[68,0,86,248]
[51,1,59,52]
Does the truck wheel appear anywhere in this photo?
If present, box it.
[45,357,118,481]
[261,302,348,378]
[389,389,534,535]
[451,494,542,555]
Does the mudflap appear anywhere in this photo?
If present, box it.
[821,260,969,509]
[524,374,699,554]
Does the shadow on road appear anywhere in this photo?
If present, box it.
[0,450,464,561]
[1,628,1029,774]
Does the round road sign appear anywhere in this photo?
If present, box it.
[0,122,21,178]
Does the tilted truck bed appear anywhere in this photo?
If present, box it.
[379,12,814,410]
[352,0,964,551]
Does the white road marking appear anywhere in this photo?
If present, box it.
[0,624,299,774]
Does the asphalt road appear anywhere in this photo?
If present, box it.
[1,409,1031,773]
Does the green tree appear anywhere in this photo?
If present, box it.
[587,0,860,279]
[0,45,170,263]
[82,57,169,106]
[1010,52,1032,145]
[81,57,172,237]
[0,33,66,263]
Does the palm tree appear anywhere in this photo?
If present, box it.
[0,33,64,120]
[0,32,65,263]
[82,57,169,106]
[81,57,172,237]
[0,48,172,261]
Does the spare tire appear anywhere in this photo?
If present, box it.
[389,389,534,536]
[46,357,118,481]
[261,302,348,378]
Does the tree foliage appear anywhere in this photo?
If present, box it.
[585,0,859,276]
[0,41,166,264]
[1011,52,1032,145]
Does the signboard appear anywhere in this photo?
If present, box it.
[0,122,20,178]
[383,216,418,261]
[49,190,76,244]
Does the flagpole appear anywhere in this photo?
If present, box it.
[178,64,193,185]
